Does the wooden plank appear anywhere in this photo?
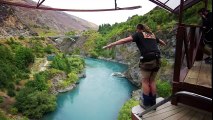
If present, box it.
[184,78,197,85]
[177,110,196,120]
[182,104,212,114]
[163,108,190,120]
[202,114,212,120]
[132,98,169,116]
[184,61,201,84]
[146,102,173,115]
[143,107,185,120]
[144,103,182,117]
[134,102,212,120]
[197,60,212,88]
[190,112,205,120]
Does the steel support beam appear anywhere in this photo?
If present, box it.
[149,0,173,13]
[0,1,141,12]
[37,0,45,8]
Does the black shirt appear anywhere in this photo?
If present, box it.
[203,12,212,32]
[202,12,212,43]
[132,32,160,56]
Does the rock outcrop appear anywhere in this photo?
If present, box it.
[0,4,35,37]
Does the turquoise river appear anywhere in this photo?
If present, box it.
[43,58,137,120]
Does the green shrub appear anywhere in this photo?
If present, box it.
[118,98,139,120]
[44,45,54,54]
[16,87,21,91]
[0,96,3,103]
[15,79,21,85]
[89,50,98,58]
[25,74,49,91]
[10,37,15,42]
[51,54,85,74]
[17,72,30,79]
[65,30,76,36]
[58,72,78,89]
[15,90,56,119]
[58,81,68,89]
[0,45,19,89]
[0,110,8,120]
[7,89,16,97]
[29,40,45,57]
[47,69,63,77]
[156,80,172,97]
[15,47,35,70]
[6,37,21,47]
[9,107,18,115]
[18,35,25,40]
[72,48,80,55]
[7,83,15,90]
[20,116,29,120]
[160,58,169,67]
[40,37,45,40]
[68,72,78,82]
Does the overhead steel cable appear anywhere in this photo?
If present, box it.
[0,1,141,12]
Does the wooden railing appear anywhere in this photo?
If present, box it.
[173,24,203,83]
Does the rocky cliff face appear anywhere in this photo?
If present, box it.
[0,4,36,37]
[0,0,98,37]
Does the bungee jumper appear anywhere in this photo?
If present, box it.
[103,24,166,109]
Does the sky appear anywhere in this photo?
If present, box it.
[32,0,157,25]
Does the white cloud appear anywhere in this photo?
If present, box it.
[32,0,156,25]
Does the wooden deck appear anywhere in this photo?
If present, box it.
[171,59,212,112]
[132,101,212,120]
[184,60,212,88]
[132,59,212,120]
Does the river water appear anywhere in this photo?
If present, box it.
[43,58,137,120]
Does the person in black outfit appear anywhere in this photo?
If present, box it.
[103,24,166,109]
[198,8,212,64]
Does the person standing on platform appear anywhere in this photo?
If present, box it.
[103,24,166,109]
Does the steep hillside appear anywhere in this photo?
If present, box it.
[0,0,98,37]
[0,4,36,37]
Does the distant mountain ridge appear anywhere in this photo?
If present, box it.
[0,0,98,37]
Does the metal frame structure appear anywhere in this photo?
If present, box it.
[148,0,212,113]
[149,0,208,14]
[132,0,211,119]
[0,0,141,12]
[36,0,45,8]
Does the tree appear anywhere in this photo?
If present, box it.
[15,47,35,70]
[51,54,85,74]
[25,74,49,91]
[0,45,16,89]
[15,90,56,119]
[118,98,139,120]
[44,45,55,54]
